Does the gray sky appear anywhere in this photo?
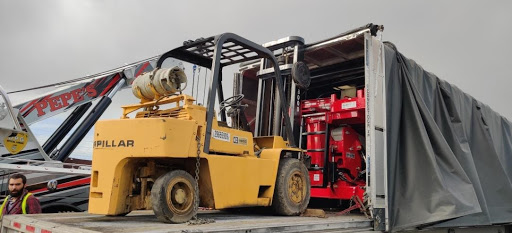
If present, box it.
[1,0,511,159]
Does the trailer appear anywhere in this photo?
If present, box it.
[0,211,509,233]
[0,210,374,233]
[234,24,512,232]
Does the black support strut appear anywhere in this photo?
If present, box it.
[43,103,92,154]
[53,96,112,162]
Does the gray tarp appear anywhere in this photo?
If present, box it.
[384,42,512,231]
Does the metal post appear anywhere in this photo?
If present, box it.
[268,79,274,135]
[254,76,265,137]
[217,72,226,122]
[289,43,304,146]
[233,73,241,96]
[203,38,224,154]
[272,76,281,136]
[233,73,242,129]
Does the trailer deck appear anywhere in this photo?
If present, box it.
[1,210,373,233]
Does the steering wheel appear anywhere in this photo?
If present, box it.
[220,94,245,112]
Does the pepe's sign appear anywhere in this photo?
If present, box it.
[17,74,120,125]
[33,86,98,117]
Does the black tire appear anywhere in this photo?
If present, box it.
[272,158,311,216]
[151,170,197,223]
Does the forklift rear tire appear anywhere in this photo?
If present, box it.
[272,158,311,216]
[151,170,197,223]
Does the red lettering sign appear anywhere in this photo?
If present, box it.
[48,96,62,111]
[60,93,72,107]
[35,101,48,117]
[70,88,84,103]
[86,85,98,97]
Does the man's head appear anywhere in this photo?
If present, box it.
[8,173,27,197]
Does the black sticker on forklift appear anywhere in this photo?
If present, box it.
[233,136,248,145]
[93,140,134,148]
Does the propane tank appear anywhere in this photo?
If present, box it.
[131,66,187,101]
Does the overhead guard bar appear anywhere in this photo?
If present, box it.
[155,33,296,153]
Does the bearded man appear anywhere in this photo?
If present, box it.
[0,173,41,217]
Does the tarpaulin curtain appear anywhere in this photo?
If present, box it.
[384,42,512,231]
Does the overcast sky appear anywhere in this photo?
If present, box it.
[1,0,511,159]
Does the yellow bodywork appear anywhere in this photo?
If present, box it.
[89,95,299,215]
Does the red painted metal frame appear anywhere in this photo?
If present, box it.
[311,182,365,200]
[301,88,366,203]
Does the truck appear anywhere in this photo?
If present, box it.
[2,24,512,232]
[0,57,157,213]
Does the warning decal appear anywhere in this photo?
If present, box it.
[341,101,357,109]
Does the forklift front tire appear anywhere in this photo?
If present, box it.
[151,170,197,223]
[272,158,311,216]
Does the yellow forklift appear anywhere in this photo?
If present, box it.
[88,33,311,223]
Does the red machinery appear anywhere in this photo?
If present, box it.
[301,89,366,203]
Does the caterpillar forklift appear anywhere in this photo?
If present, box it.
[88,33,311,223]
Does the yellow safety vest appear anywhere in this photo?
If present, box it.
[0,193,32,218]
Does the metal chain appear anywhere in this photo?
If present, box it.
[187,134,215,225]
[193,135,201,220]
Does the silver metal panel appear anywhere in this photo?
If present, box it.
[0,158,90,175]
[364,32,375,216]
[365,32,388,231]
[375,131,385,196]
[372,39,385,129]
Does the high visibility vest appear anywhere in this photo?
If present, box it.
[0,193,33,218]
